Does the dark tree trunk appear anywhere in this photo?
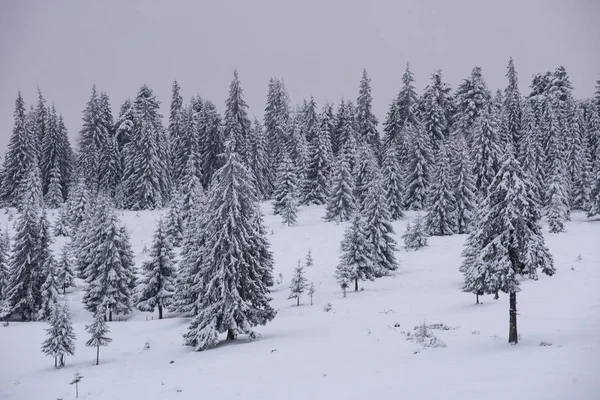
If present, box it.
[227,328,235,341]
[476,293,479,304]
[310,295,313,306]
[494,290,499,300]
[509,292,518,344]
[96,345,100,365]
[109,309,113,322]
[343,287,347,298]
[296,297,299,306]
[54,356,57,368]
[354,278,358,291]
[158,304,163,320]
[63,284,66,295]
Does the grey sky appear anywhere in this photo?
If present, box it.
[1,0,599,153]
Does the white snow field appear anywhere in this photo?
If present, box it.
[1,205,599,400]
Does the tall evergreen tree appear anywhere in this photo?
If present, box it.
[0,227,9,304]
[135,219,177,319]
[335,214,375,292]
[248,118,270,199]
[544,105,570,229]
[455,66,491,140]
[503,58,523,156]
[356,69,379,151]
[301,121,331,205]
[460,155,554,343]
[272,151,299,226]
[450,135,476,234]
[34,88,49,152]
[567,104,592,210]
[426,145,458,236]
[519,102,545,205]
[404,122,432,210]
[38,254,59,321]
[41,300,76,368]
[223,71,253,164]
[168,80,184,179]
[183,142,276,351]
[397,63,420,129]
[66,174,90,234]
[199,101,224,188]
[264,78,291,185]
[381,143,405,220]
[353,144,377,210]
[421,70,452,150]
[363,176,398,276]
[471,108,502,198]
[324,153,356,223]
[0,93,39,206]
[40,107,65,207]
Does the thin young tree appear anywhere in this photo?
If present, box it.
[41,300,76,368]
[56,244,75,295]
[272,151,299,226]
[288,260,309,306]
[336,213,375,292]
[403,215,429,251]
[85,310,112,365]
[307,281,315,305]
[135,219,177,319]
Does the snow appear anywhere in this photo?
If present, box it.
[1,205,600,400]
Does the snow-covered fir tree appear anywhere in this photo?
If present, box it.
[164,191,185,247]
[135,219,177,319]
[34,88,49,151]
[450,135,476,234]
[333,100,357,157]
[4,164,43,320]
[381,143,405,220]
[288,260,309,306]
[82,197,136,321]
[41,300,76,368]
[172,103,201,188]
[41,106,73,207]
[471,108,502,198]
[56,244,75,295]
[324,152,356,223]
[121,85,170,210]
[397,63,421,129]
[66,174,90,234]
[403,215,429,251]
[0,228,9,305]
[53,201,70,237]
[301,120,332,205]
[363,175,399,276]
[356,69,380,151]
[199,101,224,188]
[425,144,458,236]
[519,102,545,205]
[307,281,315,305]
[567,104,592,210]
[404,122,433,210]
[335,213,375,293]
[223,71,253,164]
[0,92,39,207]
[460,155,554,343]
[264,78,291,185]
[544,105,570,231]
[305,249,314,268]
[183,141,276,351]
[421,70,452,150]
[455,66,492,140]
[248,118,271,199]
[38,254,59,321]
[353,143,378,210]
[503,58,523,156]
[168,80,185,183]
[178,156,204,224]
[272,150,299,226]
[85,310,112,365]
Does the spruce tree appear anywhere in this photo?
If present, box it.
[53,203,70,237]
[324,153,356,223]
[335,214,375,292]
[272,151,298,214]
[223,71,253,164]
[168,80,184,181]
[425,145,458,236]
[0,92,39,206]
[0,228,9,304]
[567,105,591,210]
[381,143,405,220]
[353,144,377,210]
[288,260,308,306]
[248,118,271,199]
[403,215,429,251]
[363,176,399,276]
[307,281,315,305]
[85,311,112,365]
[41,106,66,207]
[34,88,49,151]
[397,63,420,129]
[183,142,276,351]
[199,101,224,188]
[503,58,523,156]
[455,66,492,140]
[421,70,451,150]
[41,300,76,368]
[301,121,331,205]
[460,155,554,343]
[164,191,185,247]
[519,102,545,205]
[38,255,59,321]
[356,69,380,151]
[264,78,291,182]
[544,105,570,230]
[56,244,75,295]
[334,100,358,157]
[66,175,90,234]
[82,197,136,321]
[451,135,476,234]
[404,122,432,210]
[135,219,177,319]
[4,164,43,320]
[471,108,502,198]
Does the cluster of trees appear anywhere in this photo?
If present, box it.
[1,59,599,350]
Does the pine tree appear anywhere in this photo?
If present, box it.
[546,165,569,233]
[4,164,43,320]
[301,121,332,205]
[353,144,377,210]
[0,228,9,304]
[404,122,433,210]
[182,142,276,351]
[122,85,171,210]
[53,202,70,237]
[567,104,591,210]
[172,103,200,187]
[288,260,308,306]
[223,71,253,164]
[455,66,492,140]
[305,249,314,268]
[397,63,420,129]
[85,311,112,365]
[335,214,375,293]
[248,118,271,199]
[324,153,356,223]
[519,102,545,205]
[0,93,39,206]
[38,254,59,321]
[135,219,177,319]
[503,58,523,156]
[461,155,554,343]
[41,300,76,368]
[34,88,49,152]
[272,151,299,226]
[264,78,291,183]
[307,281,315,305]
[356,69,380,151]
[450,135,476,234]
[363,176,399,276]
[381,143,405,220]
[425,145,458,236]
[471,108,502,198]
[56,244,75,295]
[544,105,570,230]
[334,100,358,157]
[82,197,136,321]
[199,101,224,188]
[41,106,67,207]
[421,70,452,150]
[66,175,90,234]
[403,215,429,251]
[168,80,184,182]
[164,191,185,247]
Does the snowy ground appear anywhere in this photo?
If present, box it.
[1,205,599,400]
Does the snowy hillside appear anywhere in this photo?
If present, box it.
[1,205,599,400]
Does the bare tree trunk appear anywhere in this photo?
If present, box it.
[158,304,163,320]
[343,287,346,298]
[354,278,358,291]
[54,356,57,368]
[109,308,113,322]
[476,293,479,304]
[63,284,66,295]
[96,345,100,365]
[310,295,313,306]
[297,297,299,306]
[227,328,235,341]
[509,292,518,344]
[75,382,79,398]
[494,290,499,300]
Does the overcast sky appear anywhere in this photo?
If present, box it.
[1,0,599,153]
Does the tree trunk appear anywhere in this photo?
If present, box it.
[227,328,235,341]
[310,295,313,306]
[96,345,100,365]
[54,356,57,368]
[297,297,299,306]
[63,284,66,295]
[509,292,518,344]
[354,278,358,291]
[476,293,479,304]
[494,290,499,300]
[109,309,113,322]
[158,304,163,320]
[343,287,346,298]
[75,382,79,398]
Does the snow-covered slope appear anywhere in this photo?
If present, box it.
[1,205,599,400]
